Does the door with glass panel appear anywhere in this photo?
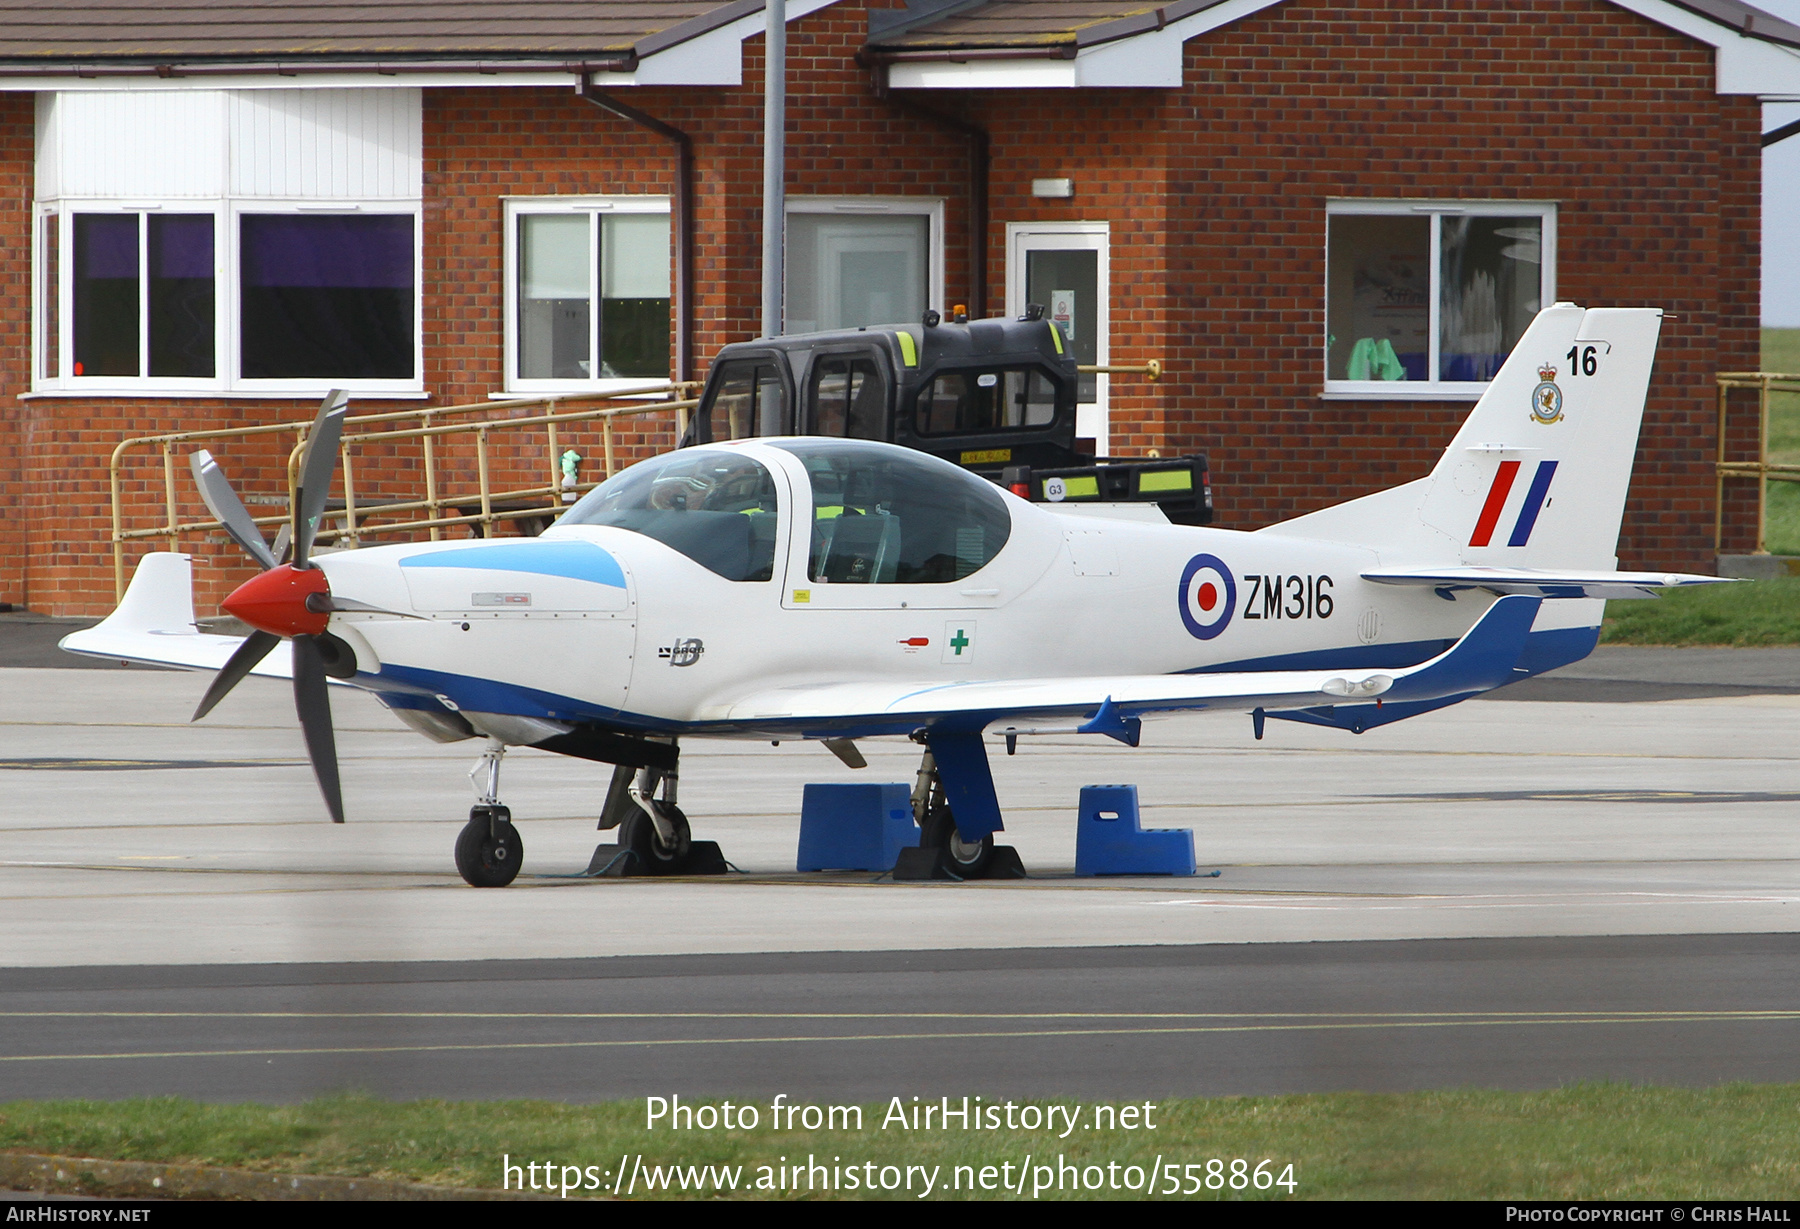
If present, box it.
[1006,224,1108,455]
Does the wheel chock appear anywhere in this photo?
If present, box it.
[583,840,728,877]
[891,843,1027,881]
[1074,784,1196,876]
[797,783,918,871]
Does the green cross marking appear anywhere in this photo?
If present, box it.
[950,629,970,656]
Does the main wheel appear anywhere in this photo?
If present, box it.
[621,804,693,874]
[455,811,524,887]
[920,800,993,878]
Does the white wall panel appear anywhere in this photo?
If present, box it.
[38,91,225,198]
[228,89,421,198]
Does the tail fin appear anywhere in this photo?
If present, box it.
[1266,303,1662,568]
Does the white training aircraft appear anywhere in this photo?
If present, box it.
[63,303,1723,885]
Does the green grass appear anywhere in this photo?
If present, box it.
[1601,577,1800,646]
[1758,329,1800,555]
[5,1086,1800,1199]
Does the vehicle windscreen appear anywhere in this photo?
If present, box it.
[915,366,1058,435]
[698,359,789,440]
[770,439,1011,584]
[558,450,779,581]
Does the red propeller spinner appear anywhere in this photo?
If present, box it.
[222,564,331,638]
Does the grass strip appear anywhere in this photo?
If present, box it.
[5,1084,1800,1200]
[1601,578,1800,646]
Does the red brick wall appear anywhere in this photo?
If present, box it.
[0,93,34,610]
[961,0,1758,572]
[2,0,1766,614]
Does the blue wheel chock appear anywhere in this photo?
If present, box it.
[1075,784,1195,877]
[797,782,919,872]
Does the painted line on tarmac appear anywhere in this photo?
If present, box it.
[4,1009,1799,1022]
[5,1011,1800,1064]
[1151,891,1799,910]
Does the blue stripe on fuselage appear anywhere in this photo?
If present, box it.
[399,540,626,587]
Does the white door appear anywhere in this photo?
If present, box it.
[1006,223,1109,455]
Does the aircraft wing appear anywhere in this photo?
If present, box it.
[708,594,1545,737]
[1362,566,1730,601]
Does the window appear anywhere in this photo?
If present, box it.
[772,439,1011,585]
[915,366,1057,436]
[698,358,791,441]
[784,198,944,334]
[71,212,215,379]
[240,214,413,379]
[1324,201,1555,399]
[506,198,672,392]
[808,355,888,439]
[34,88,423,395]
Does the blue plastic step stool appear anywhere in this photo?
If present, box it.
[797,783,919,872]
[1075,784,1195,876]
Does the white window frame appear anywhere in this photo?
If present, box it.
[502,195,674,396]
[33,198,424,397]
[782,196,946,335]
[1005,221,1110,454]
[1323,199,1557,401]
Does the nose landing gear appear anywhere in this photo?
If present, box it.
[454,738,524,886]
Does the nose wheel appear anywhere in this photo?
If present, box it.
[456,804,523,887]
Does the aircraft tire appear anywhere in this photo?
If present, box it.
[921,802,993,878]
[622,805,693,874]
[455,811,523,888]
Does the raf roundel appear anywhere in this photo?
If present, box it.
[1177,553,1236,640]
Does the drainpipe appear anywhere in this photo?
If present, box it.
[578,81,695,383]
[867,61,989,319]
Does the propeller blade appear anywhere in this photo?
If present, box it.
[291,635,346,823]
[191,629,280,722]
[271,521,292,565]
[190,451,278,571]
[305,593,424,619]
[292,390,348,571]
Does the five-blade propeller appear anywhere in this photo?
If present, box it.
[188,390,351,823]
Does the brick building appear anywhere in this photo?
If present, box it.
[2,0,1797,615]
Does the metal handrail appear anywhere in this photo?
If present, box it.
[109,384,699,600]
[1714,371,1800,554]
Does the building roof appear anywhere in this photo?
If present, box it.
[0,0,765,65]
[865,0,1800,54]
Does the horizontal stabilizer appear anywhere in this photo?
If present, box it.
[1363,566,1731,601]
[59,551,295,681]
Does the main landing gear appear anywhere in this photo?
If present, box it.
[455,739,523,887]
[586,754,727,877]
[894,734,1026,881]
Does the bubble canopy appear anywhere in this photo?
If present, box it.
[769,439,1011,584]
[558,441,1013,585]
[558,449,781,581]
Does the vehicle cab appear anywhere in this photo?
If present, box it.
[681,314,1213,525]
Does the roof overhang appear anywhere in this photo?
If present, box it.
[878,0,1282,89]
[0,0,841,92]
[874,0,1800,95]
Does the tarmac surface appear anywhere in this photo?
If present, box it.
[3,618,1799,1099]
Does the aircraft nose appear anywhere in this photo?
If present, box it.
[222,563,331,638]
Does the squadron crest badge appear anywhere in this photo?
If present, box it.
[1530,363,1564,425]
